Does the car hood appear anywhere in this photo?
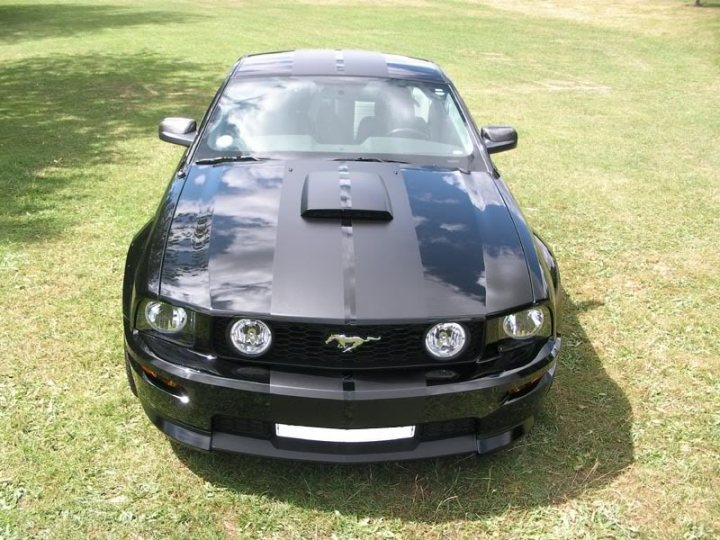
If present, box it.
[157,160,534,322]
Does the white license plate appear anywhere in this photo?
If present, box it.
[275,424,416,443]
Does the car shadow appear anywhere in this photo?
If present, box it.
[174,293,634,522]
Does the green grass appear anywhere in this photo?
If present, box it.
[0,0,718,537]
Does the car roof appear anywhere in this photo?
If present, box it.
[232,49,448,83]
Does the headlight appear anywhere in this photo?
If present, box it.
[424,322,467,360]
[143,300,188,333]
[229,319,272,357]
[502,307,550,339]
[135,299,196,345]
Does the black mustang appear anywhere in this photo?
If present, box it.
[123,49,562,463]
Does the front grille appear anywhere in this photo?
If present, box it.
[418,418,477,441]
[213,319,484,370]
[212,416,273,439]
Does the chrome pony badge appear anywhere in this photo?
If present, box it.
[325,334,381,353]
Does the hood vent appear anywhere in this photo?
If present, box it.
[301,171,393,221]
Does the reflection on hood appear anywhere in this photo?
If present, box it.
[158,161,534,321]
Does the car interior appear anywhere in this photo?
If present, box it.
[201,77,471,157]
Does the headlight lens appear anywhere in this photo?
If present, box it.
[424,322,467,360]
[502,307,549,339]
[143,300,188,333]
[229,319,272,357]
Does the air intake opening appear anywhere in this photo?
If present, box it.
[301,170,393,221]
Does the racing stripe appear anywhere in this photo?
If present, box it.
[351,165,428,322]
[269,161,346,321]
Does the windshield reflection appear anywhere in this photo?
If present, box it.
[196,77,474,162]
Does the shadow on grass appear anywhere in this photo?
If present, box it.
[0,53,216,245]
[0,3,193,43]
[175,294,634,522]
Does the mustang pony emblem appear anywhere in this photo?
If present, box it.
[325,334,381,353]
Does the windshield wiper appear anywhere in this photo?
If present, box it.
[330,157,409,164]
[195,154,270,165]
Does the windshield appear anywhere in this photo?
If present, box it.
[194,77,476,164]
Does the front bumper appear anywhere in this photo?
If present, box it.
[125,331,560,463]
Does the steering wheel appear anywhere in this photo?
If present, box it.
[384,127,429,140]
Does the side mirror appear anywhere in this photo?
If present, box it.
[159,117,197,147]
[481,125,517,154]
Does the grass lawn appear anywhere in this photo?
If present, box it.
[1,0,719,537]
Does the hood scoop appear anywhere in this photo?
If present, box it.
[301,170,393,221]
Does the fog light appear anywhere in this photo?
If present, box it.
[424,322,467,360]
[229,319,273,357]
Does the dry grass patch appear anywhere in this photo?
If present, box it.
[476,0,718,38]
